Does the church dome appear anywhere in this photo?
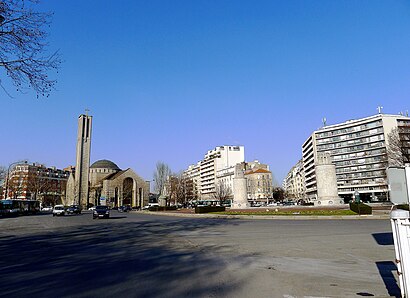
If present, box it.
[90,159,120,170]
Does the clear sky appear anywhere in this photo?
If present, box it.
[1,0,410,184]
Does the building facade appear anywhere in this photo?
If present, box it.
[189,145,245,200]
[66,159,149,208]
[244,163,273,204]
[184,148,274,205]
[183,162,200,201]
[302,113,410,203]
[3,163,69,205]
[283,159,306,201]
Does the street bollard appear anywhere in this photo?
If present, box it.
[391,209,410,298]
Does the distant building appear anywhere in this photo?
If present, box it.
[184,149,273,204]
[2,163,69,205]
[183,163,200,201]
[65,113,149,208]
[66,159,149,208]
[243,161,273,204]
[184,145,245,200]
[302,113,410,203]
[283,159,305,201]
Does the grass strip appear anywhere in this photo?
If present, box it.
[213,210,358,216]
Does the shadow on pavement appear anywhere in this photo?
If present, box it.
[372,232,394,245]
[375,261,400,298]
[0,218,244,298]
[372,232,400,297]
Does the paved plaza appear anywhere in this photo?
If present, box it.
[0,212,400,297]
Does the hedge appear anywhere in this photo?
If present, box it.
[148,206,177,211]
[349,202,372,215]
[195,206,226,213]
[396,204,409,211]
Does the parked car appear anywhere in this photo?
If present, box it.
[93,205,110,219]
[88,206,96,211]
[118,205,132,212]
[53,205,66,216]
[41,206,53,212]
[68,205,81,214]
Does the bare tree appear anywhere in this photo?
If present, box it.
[168,172,188,206]
[26,172,52,201]
[387,127,410,167]
[0,165,5,181]
[0,166,5,199]
[213,180,232,205]
[0,0,61,97]
[153,161,171,196]
[8,173,25,198]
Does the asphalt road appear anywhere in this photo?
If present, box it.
[0,211,399,298]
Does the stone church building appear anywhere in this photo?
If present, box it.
[90,159,149,208]
[65,113,149,208]
[66,159,149,208]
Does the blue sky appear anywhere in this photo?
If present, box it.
[1,0,410,183]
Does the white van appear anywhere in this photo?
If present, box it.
[53,205,66,216]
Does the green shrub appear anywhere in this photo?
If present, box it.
[349,202,372,215]
[195,206,226,213]
[396,204,409,211]
[148,206,177,211]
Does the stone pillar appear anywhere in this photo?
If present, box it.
[315,153,343,206]
[65,172,76,206]
[74,114,92,208]
[232,164,250,209]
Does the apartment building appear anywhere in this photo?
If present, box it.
[184,145,245,200]
[283,159,305,201]
[183,162,200,201]
[200,145,245,199]
[3,163,70,204]
[244,161,273,203]
[302,113,410,202]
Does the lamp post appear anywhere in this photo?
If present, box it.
[3,160,28,200]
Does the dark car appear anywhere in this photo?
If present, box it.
[68,205,81,215]
[93,205,110,219]
[118,205,132,212]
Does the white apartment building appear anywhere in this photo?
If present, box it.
[302,113,410,202]
[183,162,200,200]
[200,145,245,199]
[283,159,305,201]
[184,145,245,200]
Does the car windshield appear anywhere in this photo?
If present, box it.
[96,206,108,210]
[54,206,64,210]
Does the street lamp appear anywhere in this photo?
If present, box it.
[3,160,28,200]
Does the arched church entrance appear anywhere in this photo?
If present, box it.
[122,177,133,206]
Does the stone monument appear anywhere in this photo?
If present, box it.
[232,163,250,209]
[315,152,343,206]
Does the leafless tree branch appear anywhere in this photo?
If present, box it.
[0,0,61,97]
